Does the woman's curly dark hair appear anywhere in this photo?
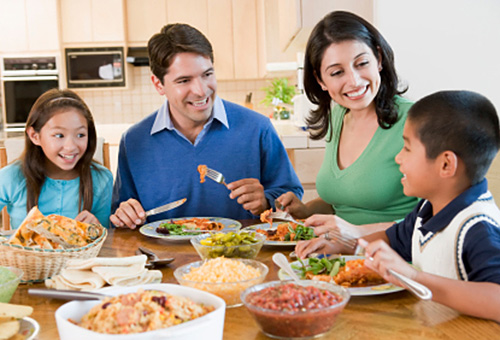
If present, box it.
[304,11,407,141]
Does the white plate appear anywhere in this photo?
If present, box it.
[278,255,405,296]
[19,317,40,340]
[139,217,241,241]
[245,222,316,246]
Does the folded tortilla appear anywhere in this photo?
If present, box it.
[65,255,147,270]
[91,263,146,285]
[112,270,163,287]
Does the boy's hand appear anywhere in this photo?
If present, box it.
[359,238,419,286]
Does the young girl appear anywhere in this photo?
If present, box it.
[0,89,113,229]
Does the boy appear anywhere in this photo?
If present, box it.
[360,90,500,322]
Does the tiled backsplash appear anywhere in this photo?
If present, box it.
[75,67,295,125]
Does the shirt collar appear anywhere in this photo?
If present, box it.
[151,95,229,136]
[417,178,489,234]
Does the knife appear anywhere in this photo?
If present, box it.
[145,198,187,217]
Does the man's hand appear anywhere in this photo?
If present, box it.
[75,210,100,225]
[109,198,146,229]
[227,178,269,216]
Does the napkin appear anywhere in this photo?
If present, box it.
[45,255,163,291]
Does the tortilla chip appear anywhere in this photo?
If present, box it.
[0,320,20,339]
[0,303,33,319]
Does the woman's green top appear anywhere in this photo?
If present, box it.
[316,96,419,225]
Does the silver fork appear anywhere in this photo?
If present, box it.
[268,211,303,225]
[206,167,228,187]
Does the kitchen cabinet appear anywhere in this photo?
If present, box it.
[60,0,125,44]
[125,0,167,46]
[124,0,264,79]
[291,148,325,202]
[262,0,374,63]
[0,0,59,53]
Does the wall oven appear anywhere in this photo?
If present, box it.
[1,56,59,132]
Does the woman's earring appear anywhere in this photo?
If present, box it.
[321,85,327,91]
[378,65,383,72]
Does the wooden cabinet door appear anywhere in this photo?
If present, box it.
[0,0,28,52]
[232,0,260,79]
[61,0,124,44]
[0,0,58,53]
[125,0,167,45]
[207,0,234,79]
[26,0,59,51]
[166,0,208,34]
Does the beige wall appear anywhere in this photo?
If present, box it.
[74,66,293,125]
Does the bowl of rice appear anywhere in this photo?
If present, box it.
[174,257,268,308]
[54,283,226,340]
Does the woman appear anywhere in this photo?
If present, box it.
[276,11,419,257]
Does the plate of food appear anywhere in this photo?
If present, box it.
[278,255,404,296]
[245,221,316,246]
[139,217,242,241]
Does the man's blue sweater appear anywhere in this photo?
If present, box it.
[112,100,303,221]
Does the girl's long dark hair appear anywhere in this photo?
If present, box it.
[304,11,408,140]
[22,88,98,212]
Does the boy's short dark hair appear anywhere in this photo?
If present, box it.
[147,23,214,84]
[408,90,500,185]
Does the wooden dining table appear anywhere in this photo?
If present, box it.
[10,220,500,339]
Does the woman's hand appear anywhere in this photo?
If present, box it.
[275,192,309,218]
[295,237,343,259]
[75,210,100,225]
[109,198,146,229]
[359,238,418,285]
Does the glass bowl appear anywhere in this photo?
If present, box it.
[0,266,24,303]
[241,280,350,339]
[174,258,268,308]
[190,231,265,260]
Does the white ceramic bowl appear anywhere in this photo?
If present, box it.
[55,283,226,340]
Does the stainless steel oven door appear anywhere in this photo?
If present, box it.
[2,75,59,131]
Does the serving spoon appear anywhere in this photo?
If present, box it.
[272,252,302,284]
[137,246,175,267]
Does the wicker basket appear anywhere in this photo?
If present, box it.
[0,228,107,283]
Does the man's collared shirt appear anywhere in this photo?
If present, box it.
[150,96,229,146]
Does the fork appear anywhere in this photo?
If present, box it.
[267,211,303,225]
[206,167,228,187]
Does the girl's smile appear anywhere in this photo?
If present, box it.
[27,108,88,179]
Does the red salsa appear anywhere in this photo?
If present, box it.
[247,283,342,312]
[245,283,345,338]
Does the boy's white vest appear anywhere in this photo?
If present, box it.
[412,191,500,281]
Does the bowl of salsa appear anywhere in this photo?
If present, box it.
[241,280,350,339]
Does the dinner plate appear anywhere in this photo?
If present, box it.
[139,217,242,241]
[278,255,405,296]
[245,222,316,246]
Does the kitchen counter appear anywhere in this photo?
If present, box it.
[94,119,324,149]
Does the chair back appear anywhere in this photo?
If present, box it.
[0,137,110,231]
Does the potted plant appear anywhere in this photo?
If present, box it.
[261,78,296,120]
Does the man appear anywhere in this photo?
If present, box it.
[110,23,302,228]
